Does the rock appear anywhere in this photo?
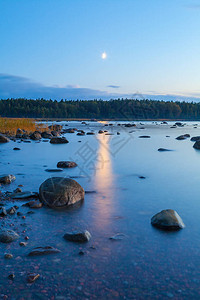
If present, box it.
[10,191,38,199]
[45,169,63,172]
[98,130,104,134]
[13,147,20,150]
[14,187,22,193]
[41,131,53,139]
[139,136,151,138]
[117,132,120,135]
[77,132,85,136]
[19,242,27,246]
[151,209,185,230]
[50,137,69,144]
[16,128,23,137]
[8,273,15,280]
[139,176,146,179]
[86,132,95,135]
[39,177,85,208]
[27,273,40,283]
[6,207,16,215]
[48,124,62,131]
[51,130,60,136]
[27,200,43,209]
[109,233,126,240]
[57,161,77,168]
[0,207,7,216]
[29,131,42,140]
[4,253,13,259]
[0,134,9,143]
[191,136,200,142]
[175,122,183,127]
[193,141,200,149]
[158,148,172,152]
[0,174,16,184]
[63,230,91,243]
[0,229,19,243]
[65,128,75,133]
[28,246,61,256]
[176,134,190,140]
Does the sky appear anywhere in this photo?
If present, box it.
[1,0,200,101]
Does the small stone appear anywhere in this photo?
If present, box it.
[19,242,27,246]
[63,230,91,243]
[27,273,40,283]
[4,253,13,259]
[8,273,15,280]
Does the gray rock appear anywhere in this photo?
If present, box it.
[28,246,61,256]
[57,161,77,168]
[151,209,185,230]
[191,136,200,142]
[10,191,38,199]
[0,134,9,143]
[0,174,16,184]
[50,137,69,144]
[63,230,91,243]
[39,177,85,208]
[0,229,19,243]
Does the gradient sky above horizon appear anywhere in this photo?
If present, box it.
[1,0,200,100]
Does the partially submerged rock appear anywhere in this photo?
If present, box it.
[158,148,172,152]
[39,177,85,208]
[139,136,151,138]
[50,137,69,144]
[63,230,91,243]
[0,174,16,184]
[0,229,19,243]
[0,134,9,143]
[151,209,185,230]
[45,168,63,172]
[193,141,200,149]
[27,273,40,283]
[28,246,61,256]
[57,161,77,168]
[10,191,38,199]
[176,134,190,140]
[26,200,43,209]
[30,131,42,140]
[191,136,200,142]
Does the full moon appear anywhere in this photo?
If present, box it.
[101,52,107,59]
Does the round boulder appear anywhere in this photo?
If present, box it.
[39,177,85,208]
[151,209,185,230]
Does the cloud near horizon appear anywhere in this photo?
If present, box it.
[0,73,200,102]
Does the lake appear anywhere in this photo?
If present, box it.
[1,120,200,299]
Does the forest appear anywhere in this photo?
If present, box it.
[0,98,200,120]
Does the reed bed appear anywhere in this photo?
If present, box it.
[0,118,47,135]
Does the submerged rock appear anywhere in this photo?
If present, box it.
[0,134,9,143]
[28,246,61,256]
[45,168,63,172]
[39,177,85,208]
[151,209,185,230]
[50,137,69,144]
[57,161,77,168]
[10,191,38,199]
[63,230,91,243]
[158,148,172,152]
[139,136,151,138]
[0,229,19,243]
[0,174,16,184]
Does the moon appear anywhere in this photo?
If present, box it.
[101,52,107,59]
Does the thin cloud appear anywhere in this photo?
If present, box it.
[107,85,120,89]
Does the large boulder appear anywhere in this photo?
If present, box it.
[0,134,9,143]
[41,131,53,139]
[0,174,16,184]
[0,229,19,243]
[30,131,42,140]
[151,209,185,230]
[50,137,69,144]
[39,177,85,208]
[57,161,77,168]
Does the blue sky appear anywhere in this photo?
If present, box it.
[1,0,200,100]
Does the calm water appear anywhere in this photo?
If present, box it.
[1,121,200,299]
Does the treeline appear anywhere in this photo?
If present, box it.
[0,98,200,120]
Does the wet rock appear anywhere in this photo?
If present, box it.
[117,132,120,135]
[16,128,23,137]
[45,168,63,172]
[0,174,16,184]
[27,200,43,209]
[10,191,38,199]
[8,273,15,280]
[0,229,19,243]
[0,207,7,216]
[51,130,60,137]
[50,137,69,144]
[13,147,20,150]
[14,187,22,193]
[0,134,9,143]
[98,130,104,134]
[109,233,126,240]
[41,131,53,139]
[65,128,75,133]
[39,177,84,208]
[4,253,13,259]
[57,161,77,168]
[175,122,183,127]
[48,124,62,132]
[6,207,16,215]
[63,230,91,243]
[27,273,40,283]
[191,136,200,142]
[139,136,151,138]
[193,141,200,149]
[158,148,172,152]
[151,209,185,230]
[86,132,95,135]
[176,134,190,140]
[19,242,27,246]
[30,131,42,140]
[77,132,85,136]
[139,176,146,179]
[28,246,61,256]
